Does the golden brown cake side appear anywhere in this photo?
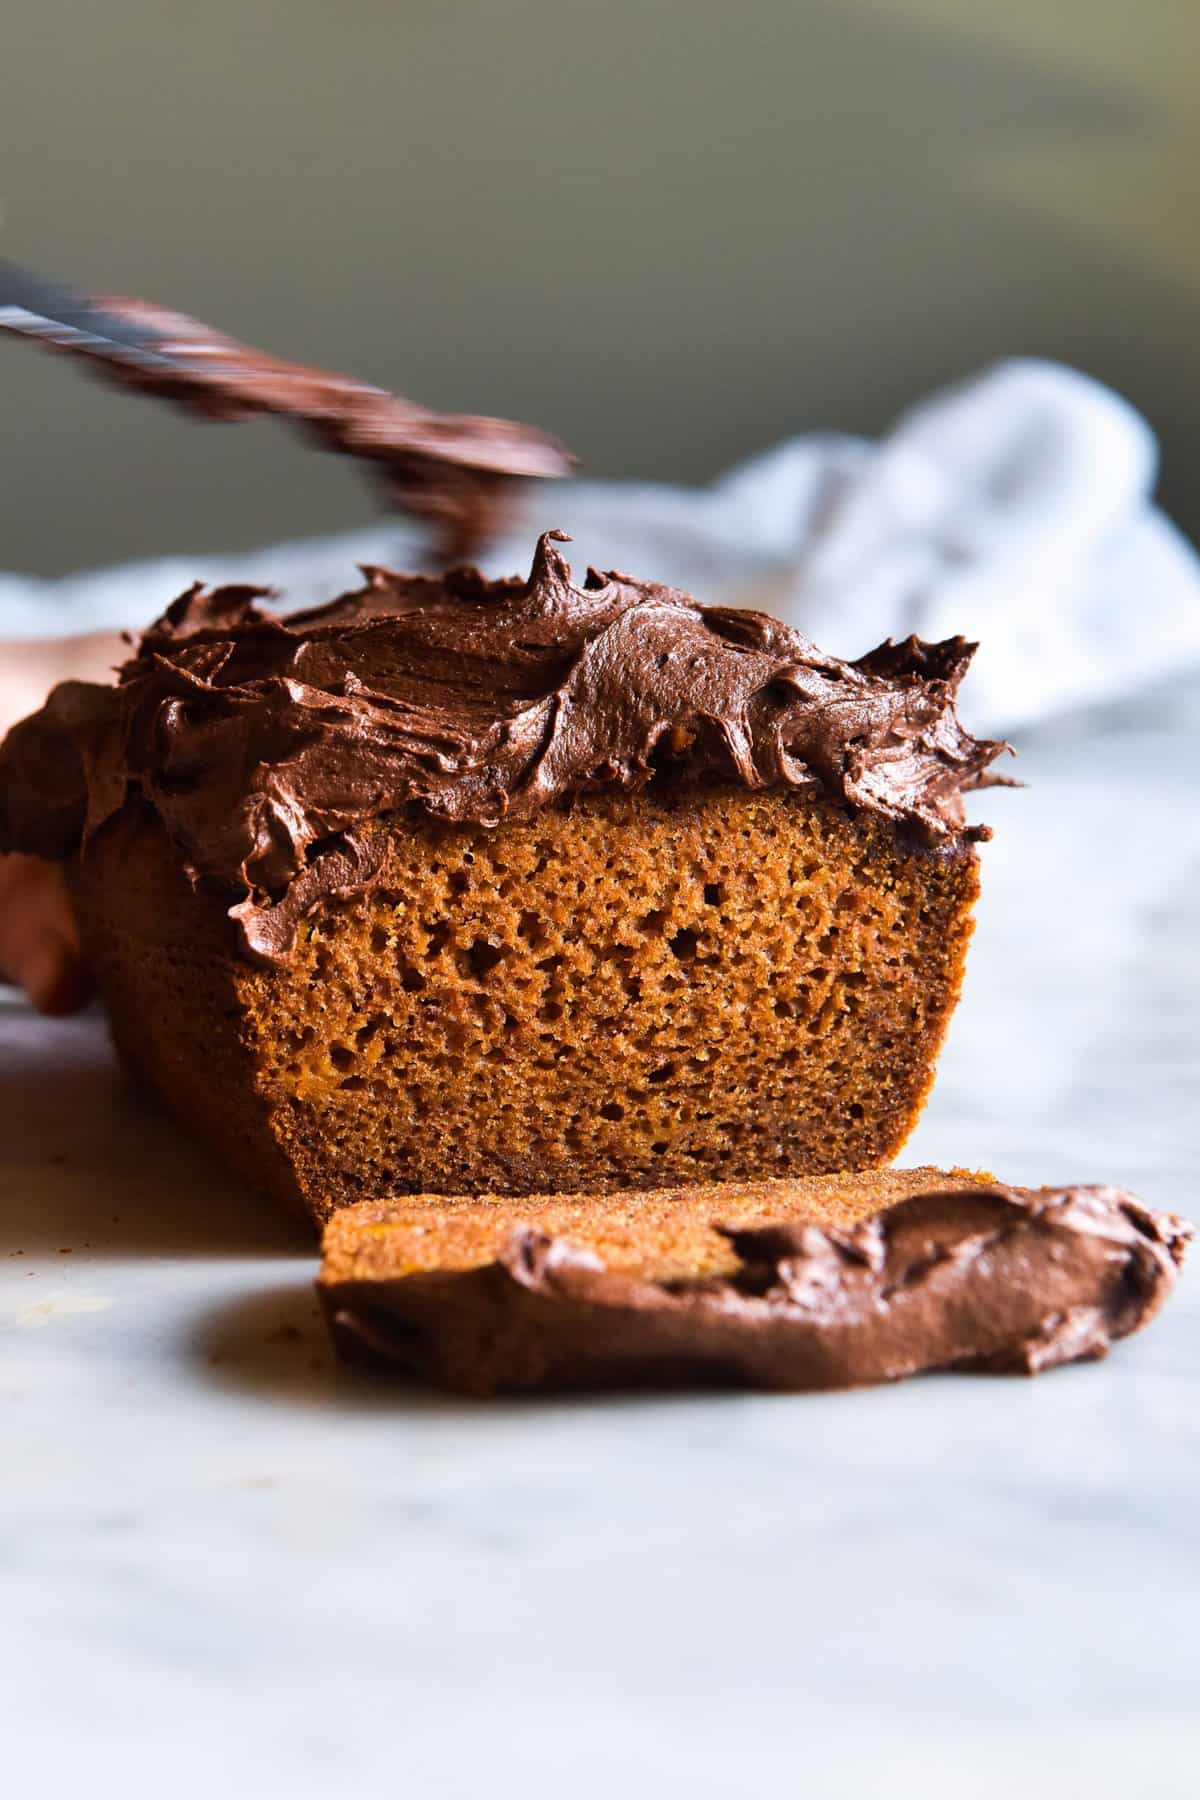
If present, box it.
[74,781,978,1225]
[316,1171,1191,1396]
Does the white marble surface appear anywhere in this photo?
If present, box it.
[2,679,1198,1800]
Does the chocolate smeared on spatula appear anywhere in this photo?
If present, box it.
[0,263,574,559]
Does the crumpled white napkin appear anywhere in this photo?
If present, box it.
[3,357,1198,732]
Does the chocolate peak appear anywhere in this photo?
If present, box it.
[0,533,1011,964]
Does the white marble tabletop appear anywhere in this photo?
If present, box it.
[2,679,1197,1800]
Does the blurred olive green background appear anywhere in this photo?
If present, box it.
[2,0,1196,576]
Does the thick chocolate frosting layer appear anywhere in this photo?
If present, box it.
[323,1184,1191,1395]
[2,294,572,557]
[0,533,1009,964]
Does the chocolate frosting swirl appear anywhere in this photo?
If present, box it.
[323,1183,1191,1395]
[1,293,573,558]
[0,533,1010,965]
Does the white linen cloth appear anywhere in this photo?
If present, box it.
[3,358,1199,733]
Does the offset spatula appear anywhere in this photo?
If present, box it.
[0,258,574,556]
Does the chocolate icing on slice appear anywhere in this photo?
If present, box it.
[322,1183,1191,1395]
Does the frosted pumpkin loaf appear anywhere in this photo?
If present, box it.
[0,532,1008,1223]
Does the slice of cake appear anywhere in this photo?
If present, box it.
[0,534,1009,1224]
[316,1169,1191,1395]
